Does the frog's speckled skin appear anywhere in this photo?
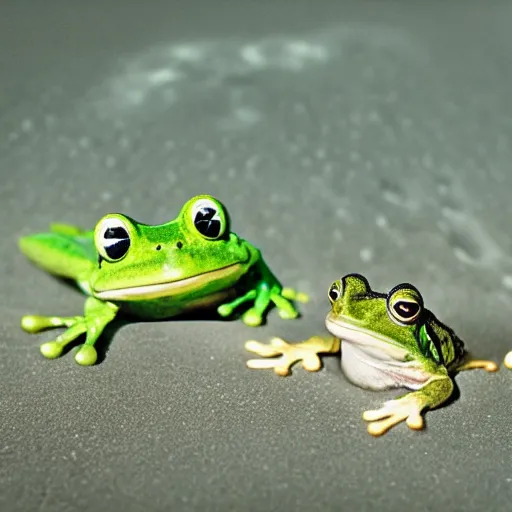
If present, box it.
[19,195,308,366]
[246,273,498,436]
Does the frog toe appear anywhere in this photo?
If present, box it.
[40,341,64,359]
[363,409,411,436]
[217,304,232,317]
[281,288,309,303]
[277,308,299,320]
[405,411,424,430]
[22,315,63,333]
[242,308,263,327]
[74,345,98,366]
[22,315,45,334]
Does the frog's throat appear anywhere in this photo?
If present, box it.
[91,263,244,301]
[325,313,409,360]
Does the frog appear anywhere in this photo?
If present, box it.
[19,194,308,366]
[245,273,498,436]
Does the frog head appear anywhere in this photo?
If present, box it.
[325,274,464,370]
[89,195,254,302]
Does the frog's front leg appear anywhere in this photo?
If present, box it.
[362,375,454,436]
[21,297,119,366]
[245,335,340,376]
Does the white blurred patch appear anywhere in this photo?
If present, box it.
[93,22,422,116]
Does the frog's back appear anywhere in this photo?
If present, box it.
[19,224,96,282]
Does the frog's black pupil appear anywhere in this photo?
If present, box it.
[194,207,221,238]
[329,288,339,301]
[103,226,130,260]
[156,245,161,251]
[394,301,419,319]
[177,241,183,249]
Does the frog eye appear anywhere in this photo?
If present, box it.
[387,284,423,325]
[94,216,131,262]
[191,197,227,240]
[328,280,342,303]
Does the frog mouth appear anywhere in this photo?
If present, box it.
[92,263,244,301]
[325,313,409,361]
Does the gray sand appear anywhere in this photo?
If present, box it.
[1,1,511,511]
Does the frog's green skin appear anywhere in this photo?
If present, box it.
[19,195,307,366]
[245,273,498,436]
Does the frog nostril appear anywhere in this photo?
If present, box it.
[156,245,162,251]
[176,241,183,249]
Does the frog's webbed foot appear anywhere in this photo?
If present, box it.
[504,352,512,369]
[240,286,309,327]
[217,286,309,327]
[21,297,118,366]
[22,314,88,361]
[245,335,339,376]
[362,376,454,436]
[363,395,426,437]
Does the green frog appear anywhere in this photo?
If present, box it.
[19,194,307,366]
[245,273,498,436]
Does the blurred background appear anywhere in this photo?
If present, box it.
[1,1,511,511]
